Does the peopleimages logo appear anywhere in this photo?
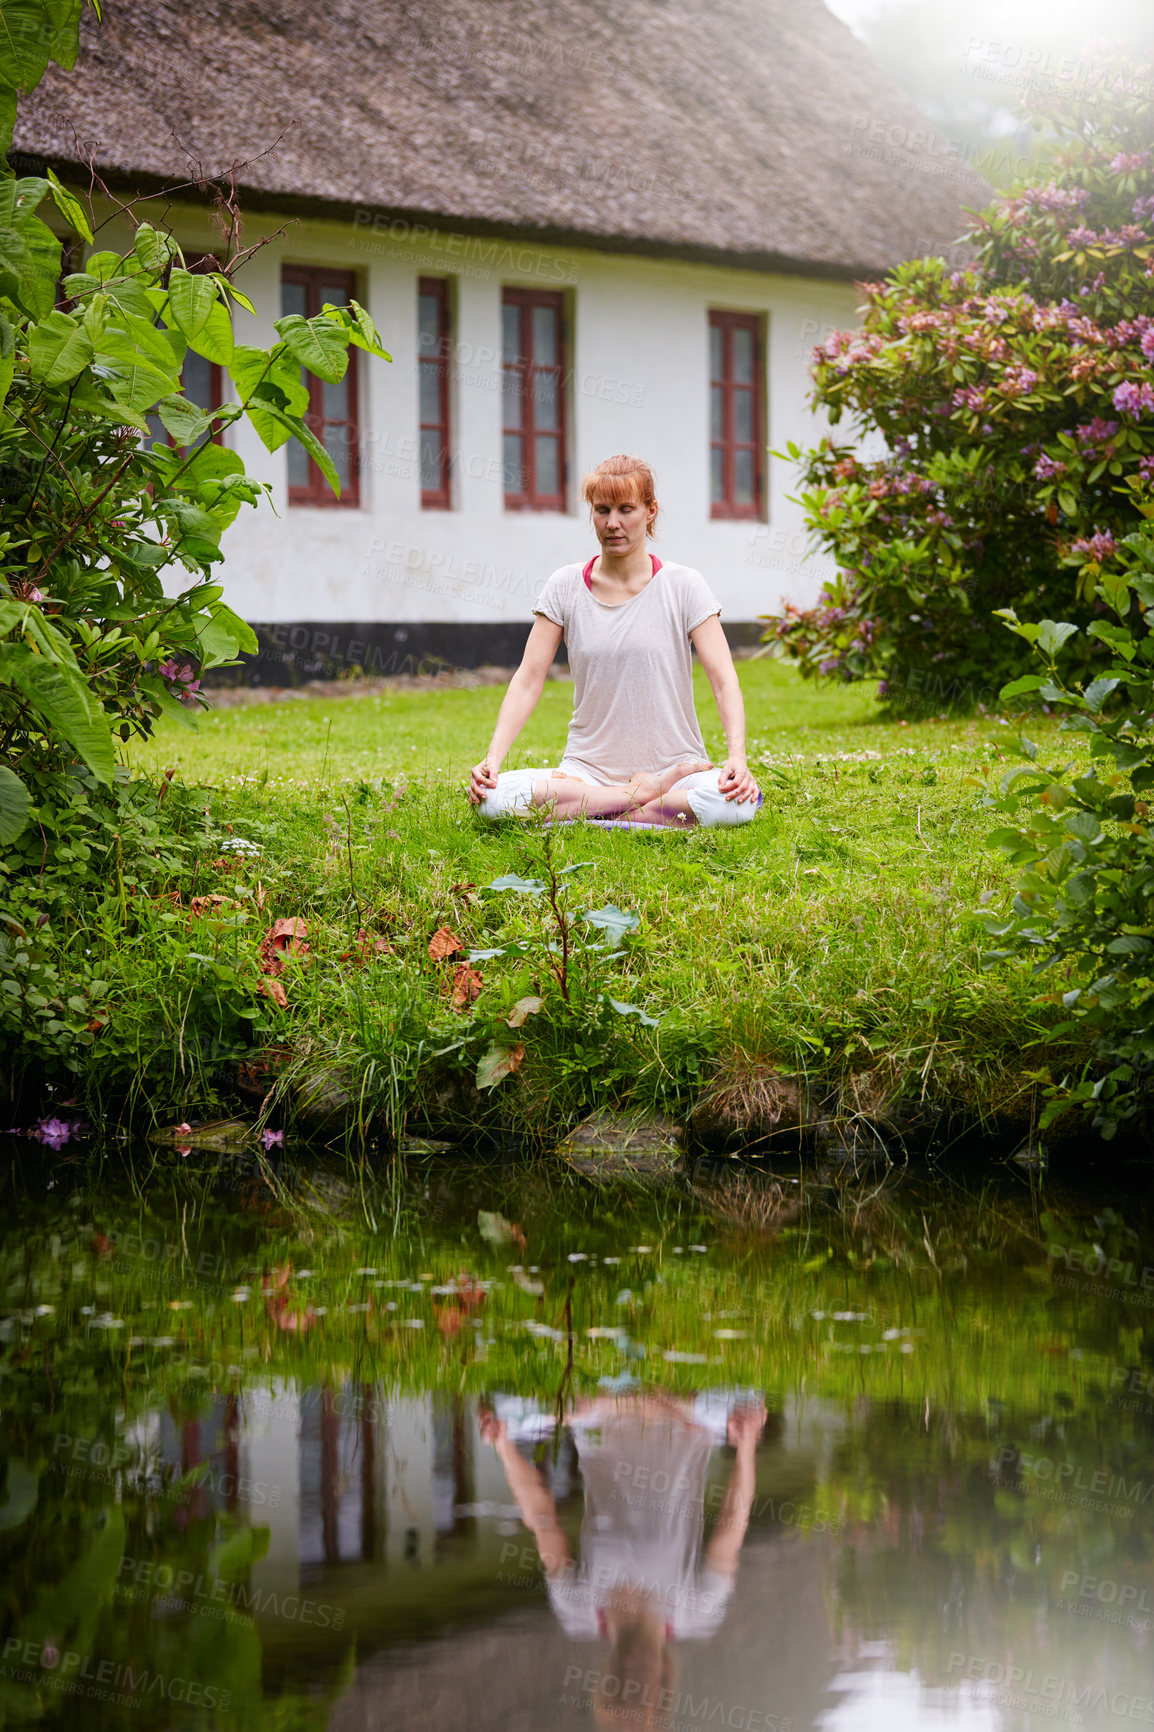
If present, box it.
[1,1641,230,1711]
[117,1556,345,1629]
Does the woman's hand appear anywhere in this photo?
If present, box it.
[717,758,760,804]
[469,758,499,806]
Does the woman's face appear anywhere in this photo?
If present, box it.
[591,493,656,555]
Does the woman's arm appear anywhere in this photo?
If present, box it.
[689,614,761,804]
[468,615,564,805]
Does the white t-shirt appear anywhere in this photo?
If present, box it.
[532,559,722,783]
[545,1410,734,1642]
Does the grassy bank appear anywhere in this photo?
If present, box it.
[3,658,1091,1152]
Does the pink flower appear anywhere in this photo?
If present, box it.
[261,1128,284,1149]
[1111,152,1150,173]
[35,1117,72,1148]
[1033,454,1067,480]
[1114,381,1154,416]
[1071,531,1117,561]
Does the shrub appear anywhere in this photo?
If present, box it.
[981,499,1154,1136]
[767,49,1154,716]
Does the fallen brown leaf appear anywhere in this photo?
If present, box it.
[428,925,464,961]
[507,994,545,1028]
[260,917,309,979]
[190,894,245,918]
[448,963,483,1010]
[259,978,288,1008]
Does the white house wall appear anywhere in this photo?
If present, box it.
[93,201,859,638]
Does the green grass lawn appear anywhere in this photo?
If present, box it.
[111,656,1083,1148]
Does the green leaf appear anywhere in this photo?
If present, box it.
[167,267,218,341]
[155,392,210,447]
[183,297,234,364]
[0,765,32,846]
[607,997,659,1027]
[583,903,640,946]
[273,311,349,383]
[133,221,178,275]
[476,1041,525,1090]
[487,874,547,894]
[93,329,181,410]
[211,271,256,315]
[258,403,340,494]
[27,308,94,383]
[998,674,1046,700]
[1036,620,1080,658]
[207,1525,270,1582]
[45,167,92,241]
[0,1461,36,1531]
[1083,676,1120,714]
[1,642,114,783]
[0,347,12,407]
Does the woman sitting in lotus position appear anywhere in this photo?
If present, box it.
[468,454,761,827]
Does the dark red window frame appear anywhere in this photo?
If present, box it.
[502,287,566,512]
[282,264,360,508]
[709,309,765,520]
[418,276,451,509]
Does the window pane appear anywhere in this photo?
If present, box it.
[324,422,352,492]
[502,301,522,362]
[144,410,166,453]
[531,304,557,367]
[532,368,558,430]
[710,445,724,504]
[503,366,522,430]
[710,384,724,442]
[710,321,723,381]
[734,388,754,444]
[282,280,308,319]
[183,351,215,415]
[321,283,350,310]
[503,432,523,494]
[287,437,310,489]
[734,448,755,505]
[322,374,350,421]
[420,431,443,492]
[419,362,442,426]
[535,434,559,498]
[733,326,754,384]
[418,292,441,352]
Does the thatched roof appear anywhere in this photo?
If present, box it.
[13,0,988,279]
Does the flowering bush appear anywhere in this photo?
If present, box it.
[767,51,1154,715]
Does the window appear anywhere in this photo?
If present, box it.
[418,277,451,507]
[502,288,566,510]
[281,265,360,507]
[708,310,765,519]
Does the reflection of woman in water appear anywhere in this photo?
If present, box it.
[481,1390,766,1724]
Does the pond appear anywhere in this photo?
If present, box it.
[1,1152,1152,1731]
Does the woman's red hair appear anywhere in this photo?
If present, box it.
[580,455,659,537]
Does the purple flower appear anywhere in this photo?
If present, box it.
[1111,151,1150,173]
[1142,331,1154,363]
[1114,381,1154,416]
[261,1127,284,1149]
[1138,456,1154,481]
[35,1117,72,1148]
[1033,454,1067,480]
[1076,417,1120,448]
[1072,531,1117,561]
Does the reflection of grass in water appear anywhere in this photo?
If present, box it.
[4,1163,1150,1422]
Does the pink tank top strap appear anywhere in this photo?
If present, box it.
[583,555,662,590]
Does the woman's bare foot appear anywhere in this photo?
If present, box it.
[653,759,713,797]
[626,761,712,808]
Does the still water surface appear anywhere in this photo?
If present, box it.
[1,1157,1152,1730]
